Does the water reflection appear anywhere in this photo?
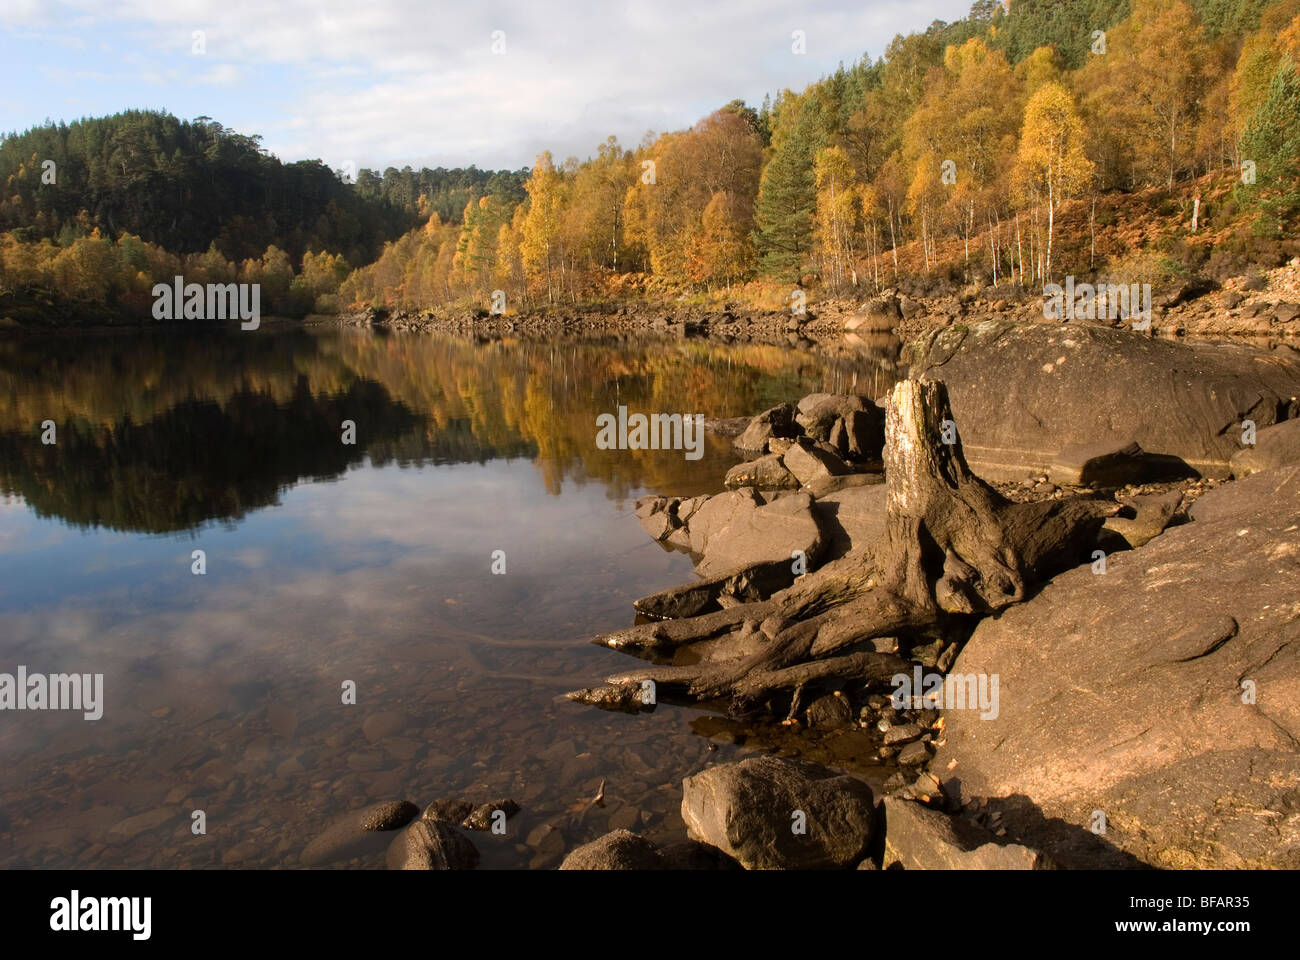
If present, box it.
[0,326,900,868]
[0,328,900,532]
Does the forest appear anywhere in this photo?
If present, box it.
[1,0,1298,324]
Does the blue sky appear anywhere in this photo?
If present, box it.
[0,0,971,173]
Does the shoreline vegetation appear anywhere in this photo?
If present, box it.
[3,0,1300,336]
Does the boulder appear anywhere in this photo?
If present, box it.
[638,509,676,542]
[895,741,931,767]
[768,436,797,456]
[882,798,1050,870]
[723,453,799,490]
[810,482,888,559]
[909,320,1300,479]
[734,403,799,452]
[558,830,666,870]
[1230,418,1300,477]
[680,755,876,869]
[687,489,824,578]
[935,468,1300,868]
[1161,275,1218,308]
[461,799,520,831]
[845,295,902,332]
[358,800,420,831]
[804,472,883,500]
[1274,302,1299,324]
[386,820,480,870]
[783,440,849,486]
[1100,489,1182,549]
[805,693,854,729]
[301,800,419,866]
[795,394,875,441]
[1049,439,1176,487]
[421,798,473,824]
[844,408,885,460]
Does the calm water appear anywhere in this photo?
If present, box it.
[0,325,900,868]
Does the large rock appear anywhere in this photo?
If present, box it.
[785,392,878,442]
[843,409,885,460]
[811,483,888,559]
[681,755,876,869]
[687,489,825,578]
[935,468,1300,868]
[386,820,480,870]
[301,800,419,866]
[558,830,666,870]
[724,453,799,490]
[734,403,799,452]
[782,440,849,486]
[909,320,1300,479]
[1050,439,1175,487]
[882,798,1050,870]
[845,295,902,332]
[1230,417,1300,477]
[462,799,520,831]
[795,394,876,441]
[1100,489,1182,549]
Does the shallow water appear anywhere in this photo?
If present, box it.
[0,325,901,868]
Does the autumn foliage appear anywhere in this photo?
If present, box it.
[4,0,1300,322]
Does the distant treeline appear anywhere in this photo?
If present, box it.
[0,112,527,320]
[0,110,527,268]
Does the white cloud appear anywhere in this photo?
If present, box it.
[196,62,240,85]
[9,0,972,168]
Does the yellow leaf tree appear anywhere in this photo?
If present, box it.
[812,146,862,289]
[520,152,567,304]
[1013,82,1094,282]
[1078,0,1211,189]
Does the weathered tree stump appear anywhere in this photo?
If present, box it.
[566,379,1116,716]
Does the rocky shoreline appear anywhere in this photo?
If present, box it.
[554,320,1299,870]
[339,258,1300,348]
[294,313,1300,871]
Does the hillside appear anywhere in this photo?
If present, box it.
[1,0,1298,327]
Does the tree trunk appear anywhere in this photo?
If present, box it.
[567,379,1116,716]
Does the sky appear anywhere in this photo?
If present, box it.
[0,0,971,174]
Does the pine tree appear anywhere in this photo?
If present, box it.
[1238,58,1300,227]
[754,92,822,282]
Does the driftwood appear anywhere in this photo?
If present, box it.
[567,379,1117,716]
